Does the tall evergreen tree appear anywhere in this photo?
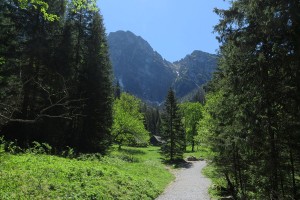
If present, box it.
[114,80,121,99]
[0,0,114,153]
[161,89,185,161]
[142,104,162,136]
[61,0,113,153]
[201,0,300,199]
[79,11,113,153]
[0,0,71,145]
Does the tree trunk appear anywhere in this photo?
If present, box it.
[224,172,236,199]
[170,109,174,161]
[289,146,297,199]
[192,139,195,152]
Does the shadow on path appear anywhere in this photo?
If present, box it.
[163,159,194,169]
[175,161,193,169]
[156,161,211,200]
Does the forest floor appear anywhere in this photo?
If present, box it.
[156,160,211,200]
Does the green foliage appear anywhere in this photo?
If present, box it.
[70,0,98,13]
[61,146,76,158]
[0,146,173,199]
[202,163,227,199]
[196,92,221,145]
[0,0,113,153]
[161,89,185,161]
[203,0,300,199]
[112,93,150,147]
[141,104,162,136]
[0,138,53,155]
[183,145,214,160]
[0,139,22,154]
[0,57,5,65]
[74,9,113,152]
[0,137,4,154]
[180,102,203,152]
[18,0,59,21]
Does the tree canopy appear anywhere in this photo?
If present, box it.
[112,93,149,148]
[180,102,203,152]
[161,89,185,161]
[199,0,300,199]
[0,0,113,153]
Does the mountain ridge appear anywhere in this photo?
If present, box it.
[107,30,217,103]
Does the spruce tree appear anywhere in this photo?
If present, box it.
[201,0,300,199]
[114,80,121,99]
[161,89,185,161]
[80,11,113,153]
[0,0,114,153]
[63,1,113,153]
[0,0,71,146]
[141,104,162,136]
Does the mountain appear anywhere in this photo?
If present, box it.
[108,31,175,103]
[107,30,217,103]
[173,50,217,98]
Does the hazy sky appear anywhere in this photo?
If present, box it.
[98,0,230,62]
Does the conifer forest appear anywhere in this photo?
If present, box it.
[0,0,299,199]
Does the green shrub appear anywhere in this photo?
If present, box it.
[26,141,53,154]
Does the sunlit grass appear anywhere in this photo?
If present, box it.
[0,145,174,200]
[183,144,214,160]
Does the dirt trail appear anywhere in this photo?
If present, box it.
[156,161,211,200]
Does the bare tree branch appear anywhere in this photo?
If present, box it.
[0,74,87,125]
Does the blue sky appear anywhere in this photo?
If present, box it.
[98,0,229,62]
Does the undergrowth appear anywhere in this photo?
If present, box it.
[202,162,227,200]
[0,138,174,199]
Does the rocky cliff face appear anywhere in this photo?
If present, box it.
[107,31,217,103]
[108,31,175,103]
[173,50,217,98]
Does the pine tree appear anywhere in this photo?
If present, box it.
[161,89,185,161]
[0,0,71,146]
[79,11,113,153]
[0,1,22,127]
[63,1,113,153]
[114,80,121,99]
[202,0,300,199]
[0,0,114,153]
[141,104,162,136]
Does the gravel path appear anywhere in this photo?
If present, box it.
[156,161,211,200]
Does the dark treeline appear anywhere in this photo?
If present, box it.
[141,87,205,138]
[206,0,300,199]
[0,0,113,153]
[142,103,162,136]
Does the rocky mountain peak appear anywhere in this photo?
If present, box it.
[107,31,217,103]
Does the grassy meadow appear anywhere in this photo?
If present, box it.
[183,145,213,160]
[0,145,174,200]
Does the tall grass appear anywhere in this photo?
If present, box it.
[0,143,174,200]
